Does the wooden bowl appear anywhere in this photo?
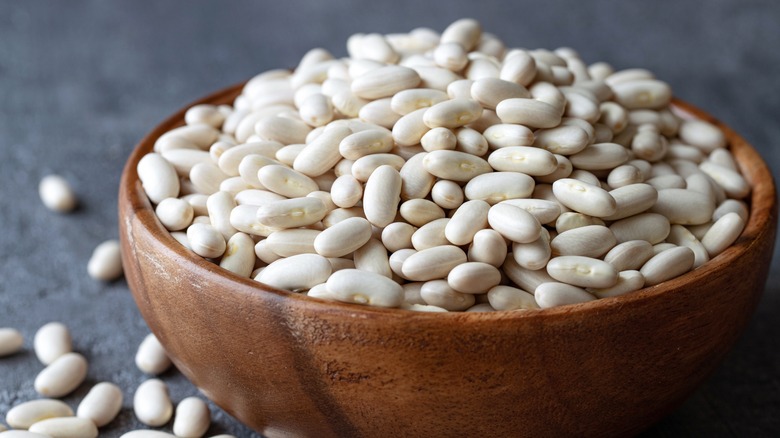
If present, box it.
[119,83,777,438]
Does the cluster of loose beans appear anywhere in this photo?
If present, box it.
[138,18,749,312]
[0,324,229,437]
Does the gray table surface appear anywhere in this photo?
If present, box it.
[1,1,779,436]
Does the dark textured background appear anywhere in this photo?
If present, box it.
[1,1,779,436]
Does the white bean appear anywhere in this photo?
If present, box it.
[679,119,726,152]
[588,270,645,299]
[155,198,194,231]
[487,285,539,310]
[258,164,319,198]
[666,225,710,268]
[411,218,450,250]
[535,282,596,308]
[34,352,88,397]
[533,125,589,155]
[87,240,123,281]
[448,262,501,294]
[326,269,403,307]
[381,222,417,252]
[431,180,464,209]
[701,212,745,257]
[444,200,490,245]
[186,223,226,258]
[640,246,695,286]
[399,153,435,199]
[568,142,629,171]
[363,165,402,227]
[137,153,180,204]
[339,129,394,160]
[135,333,172,375]
[352,66,421,99]
[0,328,23,357]
[134,379,173,427]
[28,417,98,438]
[33,322,72,365]
[39,175,77,213]
[546,256,618,288]
[77,382,123,427]
[602,183,658,221]
[293,126,353,177]
[471,78,530,110]
[487,203,541,243]
[495,98,561,128]
[256,254,332,291]
[603,240,655,272]
[256,197,327,229]
[402,245,467,281]
[422,150,491,182]
[609,213,670,244]
[391,88,449,115]
[650,188,715,225]
[6,399,74,429]
[400,199,445,227]
[173,397,211,438]
[499,199,561,225]
[487,146,557,175]
[315,217,373,257]
[468,229,508,267]
[552,178,616,218]
[550,225,615,258]
[420,280,475,311]
[423,99,483,129]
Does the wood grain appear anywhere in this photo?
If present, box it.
[119,83,777,438]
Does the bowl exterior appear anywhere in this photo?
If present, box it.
[119,85,777,438]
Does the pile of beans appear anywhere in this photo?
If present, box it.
[0,324,229,437]
[138,18,749,312]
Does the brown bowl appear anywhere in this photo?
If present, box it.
[119,82,777,438]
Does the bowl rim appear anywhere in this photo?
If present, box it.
[120,81,777,322]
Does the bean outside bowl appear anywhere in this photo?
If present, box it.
[119,82,777,438]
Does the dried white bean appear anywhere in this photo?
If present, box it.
[256,254,332,291]
[445,200,490,245]
[33,322,72,366]
[640,246,695,286]
[134,379,173,427]
[327,269,403,307]
[535,282,596,308]
[588,270,645,299]
[34,352,87,397]
[315,217,373,257]
[603,240,655,272]
[468,229,508,267]
[420,280,475,311]
[135,333,172,375]
[402,245,467,281]
[186,223,226,258]
[173,397,211,438]
[28,417,98,438]
[701,212,745,257]
[87,240,123,281]
[39,175,77,213]
[6,399,74,429]
[546,256,618,288]
[488,203,541,243]
[552,178,617,218]
[77,382,123,427]
[551,225,616,258]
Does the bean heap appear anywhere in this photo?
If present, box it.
[138,18,749,311]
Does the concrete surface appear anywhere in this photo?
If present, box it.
[1,0,778,436]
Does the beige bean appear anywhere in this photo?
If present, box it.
[137,153,180,204]
[468,229,508,267]
[420,280,475,311]
[431,179,464,209]
[532,125,589,156]
[534,282,596,308]
[495,98,561,128]
[134,379,173,427]
[487,285,538,311]
[607,165,644,188]
[400,199,445,227]
[6,399,74,429]
[650,188,715,225]
[598,101,628,133]
[314,217,372,257]
[402,245,467,281]
[499,199,561,225]
[34,352,87,398]
[603,240,655,272]
[546,256,618,288]
[653,243,678,255]
[631,125,668,162]
[552,178,617,217]
[258,164,318,198]
[389,248,417,279]
[392,107,429,147]
[256,254,332,291]
[186,223,227,258]
[679,119,726,152]
[77,382,123,427]
[551,225,616,258]
[588,270,645,299]
[487,203,541,243]
[443,200,489,245]
[390,88,449,115]
[362,165,402,227]
[327,269,403,307]
[611,79,671,109]
[512,228,552,270]
[411,218,450,250]
[28,417,97,438]
[135,333,171,375]
[609,213,671,244]
[647,174,686,191]
[34,322,72,366]
[666,225,710,268]
[640,246,695,286]
[173,397,211,438]
[701,212,745,257]
[381,222,417,252]
[339,129,394,160]
[503,257,556,292]
[422,150,491,182]
[602,183,658,221]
